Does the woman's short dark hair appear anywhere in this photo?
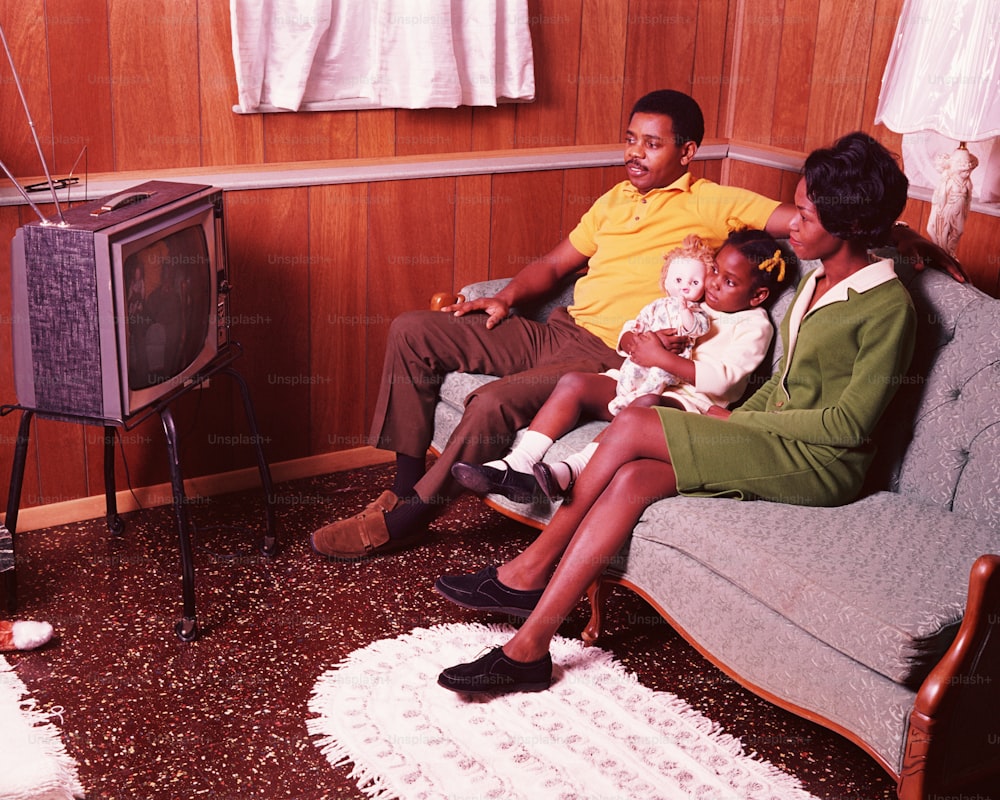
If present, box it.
[724,228,795,295]
[630,90,705,147]
[803,132,908,248]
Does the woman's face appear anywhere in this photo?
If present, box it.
[788,177,843,262]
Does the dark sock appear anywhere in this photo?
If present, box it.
[384,494,431,540]
[392,453,426,498]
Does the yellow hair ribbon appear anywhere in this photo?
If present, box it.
[758,250,786,282]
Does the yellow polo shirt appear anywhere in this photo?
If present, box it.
[567,174,781,348]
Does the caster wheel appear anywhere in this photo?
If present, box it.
[107,515,126,537]
[175,618,199,642]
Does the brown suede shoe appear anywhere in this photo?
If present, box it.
[310,490,420,561]
[363,490,400,514]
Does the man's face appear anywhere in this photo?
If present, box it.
[624,112,694,193]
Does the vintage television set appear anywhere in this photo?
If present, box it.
[10,181,230,424]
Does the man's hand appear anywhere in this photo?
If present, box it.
[438,296,512,329]
[892,224,969,283]
[704,405,731,419]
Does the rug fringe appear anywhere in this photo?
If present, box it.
[306,730,396,800]
[0,657,84,800]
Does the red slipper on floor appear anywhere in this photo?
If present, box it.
[0,620,54,652]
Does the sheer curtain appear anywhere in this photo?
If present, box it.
[231,0,535,112]
[875,0,1000,200]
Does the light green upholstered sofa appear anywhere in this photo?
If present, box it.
[429,255,1000,800]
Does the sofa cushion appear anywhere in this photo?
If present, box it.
[631,492,999,687]
[890,269,1000,530]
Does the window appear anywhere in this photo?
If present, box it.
[231,0,535,113]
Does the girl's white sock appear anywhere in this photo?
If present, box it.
[485,430,554,473]
[551,442,599,490]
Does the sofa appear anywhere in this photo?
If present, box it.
[428,253,1000,800]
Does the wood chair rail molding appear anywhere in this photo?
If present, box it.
[0,140,741,205]
[6,139,996,217]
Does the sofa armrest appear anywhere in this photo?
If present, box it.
[899,554,1000,799]
[429,278,512,311]
[429,275,580,322]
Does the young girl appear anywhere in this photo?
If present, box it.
[436,131,917,693]
[450,228,789,503]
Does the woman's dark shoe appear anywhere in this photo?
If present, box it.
[533,461,575,502]
[438,646,552,694]
[434,565,543,618]
[450,461,539,503]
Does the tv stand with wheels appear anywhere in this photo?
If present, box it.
[1,343,277,642]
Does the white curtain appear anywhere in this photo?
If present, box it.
[230,0,535,112]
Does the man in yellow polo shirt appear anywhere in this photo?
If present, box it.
[311,89,795,560]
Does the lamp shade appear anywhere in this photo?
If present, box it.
[875,0,1000,142]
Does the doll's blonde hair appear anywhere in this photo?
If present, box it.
[660,234,715,291]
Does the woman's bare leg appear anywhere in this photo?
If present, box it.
[502,455,677,663]
[497,406,676,595]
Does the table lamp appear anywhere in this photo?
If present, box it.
[874,0,1000,256]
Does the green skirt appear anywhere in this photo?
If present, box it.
[657,407,869,507]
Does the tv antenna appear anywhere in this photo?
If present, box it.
[0,20,66,226]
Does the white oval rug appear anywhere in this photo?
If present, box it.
[307,623,819,800]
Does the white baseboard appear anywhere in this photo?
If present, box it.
[4,447,395,534]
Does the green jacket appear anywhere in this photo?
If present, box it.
[733,259,917,457]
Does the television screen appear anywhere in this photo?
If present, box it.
[123,224,213,391]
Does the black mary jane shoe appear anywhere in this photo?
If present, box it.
[434,565,543,618]
[450,461,539,503]
[438,646,553,695]
[532,461,575,502]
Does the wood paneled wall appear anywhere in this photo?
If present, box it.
[0,0,738,174]
[0,0,997,518]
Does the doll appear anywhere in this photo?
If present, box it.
[607,234,713,415]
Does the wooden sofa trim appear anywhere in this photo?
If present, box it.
[584,555,1000,800]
